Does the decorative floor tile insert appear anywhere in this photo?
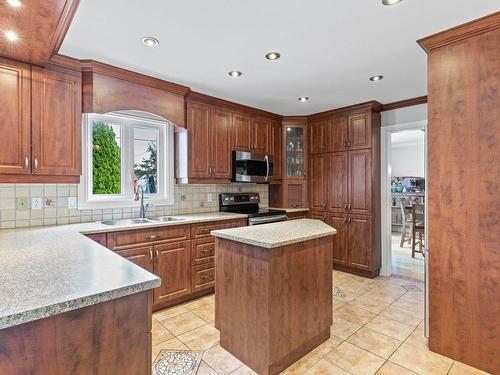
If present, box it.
[401,284,423,292]
[152,350,202,375]
[333,286,345,298]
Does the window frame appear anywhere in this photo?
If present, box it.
[78,112,175,210]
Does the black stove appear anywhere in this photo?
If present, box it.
[219,193,287,225]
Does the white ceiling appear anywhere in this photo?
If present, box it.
[60,0,499,116]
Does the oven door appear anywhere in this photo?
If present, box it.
[232,151,273,183]
[248,214,287,226]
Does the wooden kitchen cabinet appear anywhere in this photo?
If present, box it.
[191,262,215,293]
[309,153,328,211]
[31,66,81,177]
[116,246,154,273]
[309,118,331,154]
[153,241,192,305]
[270,121,282,182]
[328,214,348,266]
[331,115,348,151]
[348,149,372,216]
[348,113,371,150]
[233,113,252,151]
[348,215,372,271]
[286,211,308,220]
[253,118,270,153]
[187,103,232,179]
[0,58,31,176]
[0,58,82,182]
[327,152,349,214]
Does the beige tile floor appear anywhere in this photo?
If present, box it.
[391,233,424,281]
[151,270,490,375]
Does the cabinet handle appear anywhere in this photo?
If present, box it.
[348,216,352,223]
[344,203,348,211]
[344,216,348,223]
[146,235,161,240]
[323,203,326,208]
[347,140,352,148]
[348,203,351,211]
[344,140,348,147]
[24,154,29,170]
[155,248,159,258]
[212,167,215,175]
[149,249,153,261]
[33,156,39,173]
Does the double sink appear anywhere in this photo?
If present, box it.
[100,216,185,226]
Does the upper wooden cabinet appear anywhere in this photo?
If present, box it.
[187,102,232,180]
[348,113,371,150]
[233,115,270,153]
[0,59,31,176]
[270,121,282,181]
[331,116,349,151]
[31,66,81,177]
[309,119,331,154]
[0,58,82,182]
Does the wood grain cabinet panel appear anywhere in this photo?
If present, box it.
[309,119,331,154]
[233,114,252,151]
[31,67,81,176]
[0,59,31,175]
[270,121,282,181]
[253,118,270,153]
[348,215,371,270]
[331,115,348,151]
[191,237,216,266]
[153,241,191,304]
[211,109,233,178]
[309,154,328,211]
[348,113,371,150]
[286,211,308,220]
[116,245,154,273]
[328,214,348,266]
[188,102,211,178]
[107,225,191,250]
[348,149,372,216]
[308,210,327,222]
[327,152,349,214]
[191,262,215,293]
[84,233,107,247]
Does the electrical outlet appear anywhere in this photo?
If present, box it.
[31,197,42,210]
[44,198,56,208]
[16,197,29,210]
[207,194,213,202]
[67,197,77,209]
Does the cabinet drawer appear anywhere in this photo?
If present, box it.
[191,237,215,266]
[191,219,246,239]
[85,233,107,247]
[107,225,191,250]
[191,262,215,293]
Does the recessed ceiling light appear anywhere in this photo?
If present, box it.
[298,97,310,102]
[4,30,18,42]
[265,52,281,60]
[6,0,22,7]
[382,0,402,5]
[369,75,384,81]
[141,36,159,47]
[228,70,242,77]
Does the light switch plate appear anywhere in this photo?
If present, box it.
[207,194,213,202]
[31,197,42,210]
[67,197,77,209]
[16,197,29,210]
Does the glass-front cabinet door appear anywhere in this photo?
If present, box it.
[285,125,306,178]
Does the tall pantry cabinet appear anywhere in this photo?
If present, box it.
[308,104,381,277]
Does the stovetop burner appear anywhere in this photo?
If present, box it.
[219,193,286,218]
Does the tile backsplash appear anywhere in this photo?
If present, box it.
[0,183,268,229]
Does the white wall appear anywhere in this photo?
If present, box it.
[390,144,425,177]
[382,104,427,127]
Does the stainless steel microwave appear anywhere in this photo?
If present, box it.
[232,151,273,183]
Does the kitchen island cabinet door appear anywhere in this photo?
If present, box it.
[153,241,191,305]
[31,66,81,177]
[0,58,31,175]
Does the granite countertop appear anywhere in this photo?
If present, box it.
[0,212,247,330]
[269,207,310,213]
[211,218,336,249]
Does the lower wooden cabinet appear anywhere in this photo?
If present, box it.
[327,214,348,267]
[89,218,247,309]
[153,241,191,305]
[286,211,308,220]
[348,215,372,271]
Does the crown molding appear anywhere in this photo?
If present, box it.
[307,100,383,121]
[381,96,427,112]
[418,12,500,53]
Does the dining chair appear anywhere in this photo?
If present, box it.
[411,203,425,258]
[399,200,413,247]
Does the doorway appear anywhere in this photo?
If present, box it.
[380,121,427,280]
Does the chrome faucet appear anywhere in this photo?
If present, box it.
[134,184,150,218]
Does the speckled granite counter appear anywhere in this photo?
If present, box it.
[211,218,335,249]
[269,207,310,213]
[0,212,247,330]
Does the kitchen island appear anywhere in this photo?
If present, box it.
[211,219,336,375]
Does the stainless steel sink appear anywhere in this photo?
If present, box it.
[148,216,185,222]
[99,218,154,226]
